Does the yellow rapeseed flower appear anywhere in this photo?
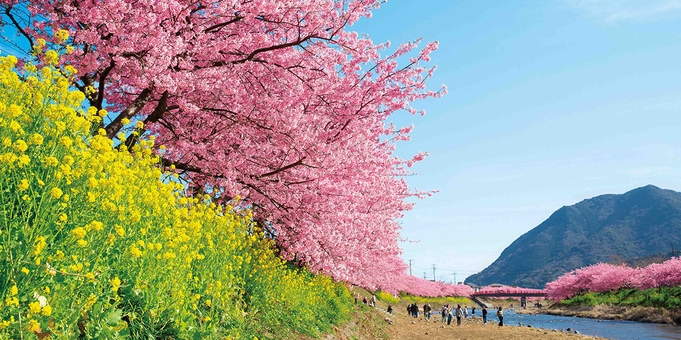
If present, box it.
[25,319,40,333]
[41,305,52,316]
[18,179,29,191]
[111,277,121,293]
[62,155,74,165]
[5,297,19,307]
[28,301,41,314]
[71,227,86,239]
[30,133,43,145]
[130,245,143,258]
[44,50,59,65]
[50,187,63,199]
[6,104,21,118]
[59,136,72,147]
[13,139,27,152]
[115,225,125,237]
[89,221,103,231]
[35,38,46,49]
[44,156,58,166]
[9,121,22,133]
[33,236,46,255]
[55,29,70,43]
[17,154,30,167]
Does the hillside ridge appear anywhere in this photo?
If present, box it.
[465,185,681,288]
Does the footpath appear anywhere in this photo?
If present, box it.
[317,289,604,340]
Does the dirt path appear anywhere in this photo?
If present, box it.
[342,288,603,339]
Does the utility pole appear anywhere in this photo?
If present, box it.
[409,259,413,276]
[432,264,436,281]
[453,272,457,284]
[673,243,676,257]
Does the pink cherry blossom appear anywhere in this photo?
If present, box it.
[545,257,681,301]
[1,0,456,295]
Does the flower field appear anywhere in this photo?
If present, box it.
[0,56,354,339]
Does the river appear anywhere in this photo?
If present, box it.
[490,309,681,340]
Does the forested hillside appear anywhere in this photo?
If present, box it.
[466,185,681,288]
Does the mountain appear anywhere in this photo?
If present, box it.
[464,185,681,289]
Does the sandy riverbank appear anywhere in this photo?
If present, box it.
[329,289,603,339]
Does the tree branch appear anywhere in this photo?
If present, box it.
[4,6,34,52]
[258,158,306,178]
[105,88,152,139]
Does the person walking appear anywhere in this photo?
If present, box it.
[463,306,468,318]
[497,306,504,326]
[455,304,463,326]
[482,307,488,324]
[441,305,448,324]
[447,306,453,325]
[423,303,431,320]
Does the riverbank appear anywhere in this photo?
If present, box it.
[316,291,602,339]
[382,311,604,340]
[516,304,681,325]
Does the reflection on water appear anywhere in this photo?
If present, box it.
[487,309,681,340]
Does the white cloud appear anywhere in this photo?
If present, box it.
[567,0,681,22]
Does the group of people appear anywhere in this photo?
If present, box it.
[352,291,505,327]
[434,305,503,327]
[407,303,433,318]
[355,293,377,307]
[440,304,468,326]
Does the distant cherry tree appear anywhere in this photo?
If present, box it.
[545,257,681,301]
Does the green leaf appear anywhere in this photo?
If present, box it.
[107,309,123,326]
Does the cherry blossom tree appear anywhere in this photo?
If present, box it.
[1,0,447,292]
[545,257,681,301]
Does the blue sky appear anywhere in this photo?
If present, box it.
[353,0,681,284]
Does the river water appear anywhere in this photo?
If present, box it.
[489,309,681,340]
